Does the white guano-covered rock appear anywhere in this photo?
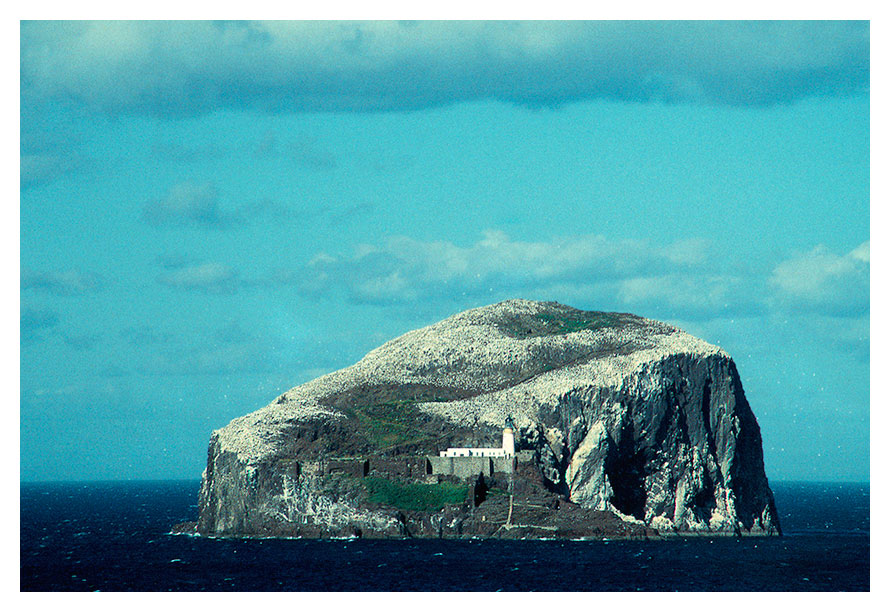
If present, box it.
[199,299,780,537]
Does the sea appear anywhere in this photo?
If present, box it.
[20,480,869,592]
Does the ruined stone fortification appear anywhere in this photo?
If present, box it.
[192,300,780,539]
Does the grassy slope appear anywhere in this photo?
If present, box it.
[496,308,640,339]
[363,477,468,512]
[318,306,643,451]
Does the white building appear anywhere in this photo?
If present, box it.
[439,417,515,458]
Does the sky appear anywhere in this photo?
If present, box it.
[19,20,870,482]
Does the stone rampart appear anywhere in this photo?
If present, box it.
[368,456,430,479]
[427,455,515,479]
[324,458,369,478]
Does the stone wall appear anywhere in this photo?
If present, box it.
[428,455,515,479]
[368,456,430,479]
[325,458,368,478]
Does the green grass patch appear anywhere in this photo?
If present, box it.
[341,400,433,450]
[534,311,629,335]
[498,308,637,338]
[363,477,468,512]
[318,384,478,451]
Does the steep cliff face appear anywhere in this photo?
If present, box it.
[196,300,780,538]
[544,353,777,533]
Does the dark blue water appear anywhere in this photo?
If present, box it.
[20,480,868,591]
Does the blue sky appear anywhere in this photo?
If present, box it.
[20,20,869,482]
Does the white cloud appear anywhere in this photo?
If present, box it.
[21,269,104,296]
[297,230,758,319]
[303,230,650,303]
[297,232,871,322]
[618,273,763,319]
[769,242,869,316]
[28,380,126,404]
[21,21,868,116]
[20,307,59,343]
[141,182,307,230]
[20,153,81,189]
[157,261,239,294]
[142,182,224,227]
[20,307,58,330]
[662,238,712,266]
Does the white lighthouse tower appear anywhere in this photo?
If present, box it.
[502,416,515,456]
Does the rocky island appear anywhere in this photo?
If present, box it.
[180,300,780,539]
